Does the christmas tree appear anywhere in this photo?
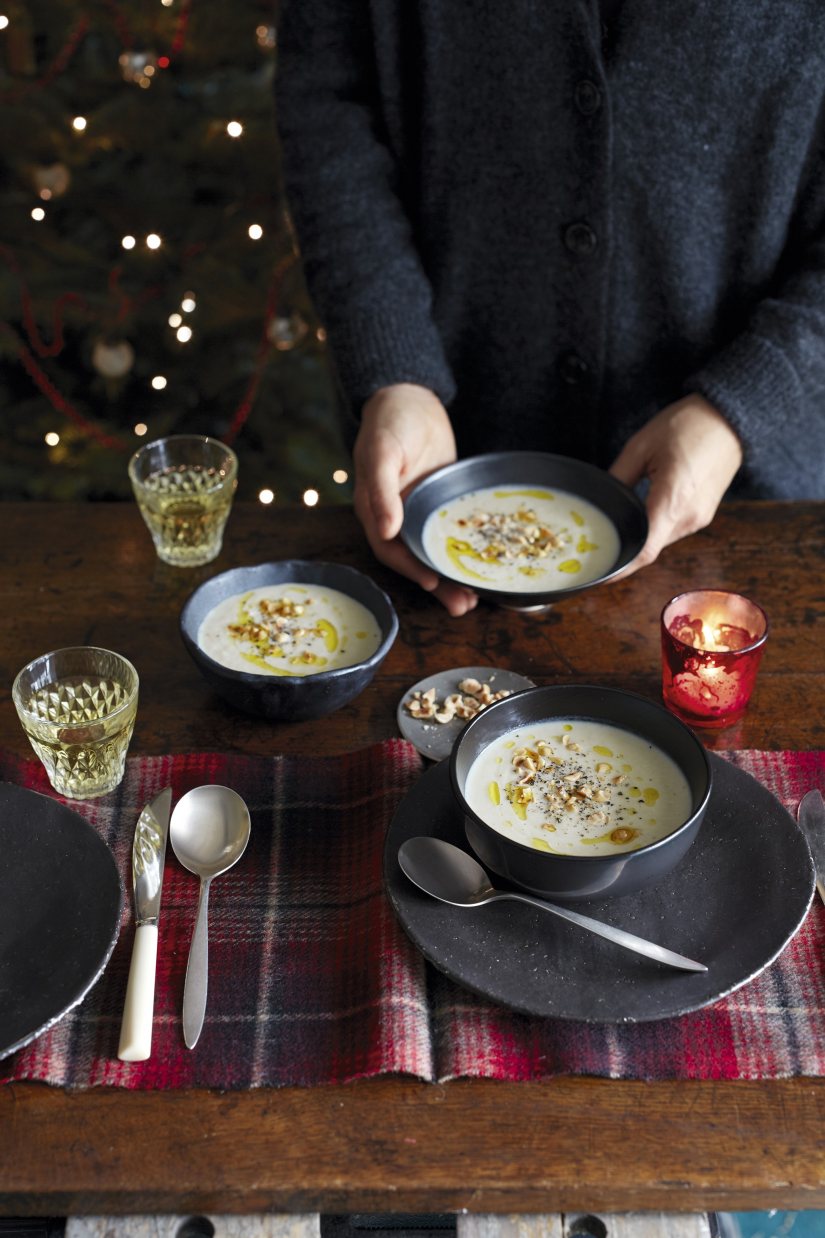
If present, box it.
[0,0,351,505]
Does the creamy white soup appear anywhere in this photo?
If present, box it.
[421,485,620,591]
[463,719,693,856]
[198,584,382,676]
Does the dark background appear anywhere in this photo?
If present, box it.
[0,0,350,505]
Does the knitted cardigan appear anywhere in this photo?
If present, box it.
[276,1,825,498]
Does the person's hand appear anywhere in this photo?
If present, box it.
[353,383,478,615]
[609,394,743,573]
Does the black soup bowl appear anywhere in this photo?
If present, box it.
[450,684,712,901]
[180,560,399,721]
[401,451,648,609]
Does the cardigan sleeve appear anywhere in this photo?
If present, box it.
[275,0,456,413]
[686,163,825,497]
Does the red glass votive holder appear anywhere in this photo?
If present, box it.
[661,590,769,729]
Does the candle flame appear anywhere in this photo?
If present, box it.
[671,611,753,652]
[700,620,731,652]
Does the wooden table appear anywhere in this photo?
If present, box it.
[1,501,824,1220]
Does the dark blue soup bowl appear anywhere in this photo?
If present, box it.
[450,684,712,901]
[401,450,648,609]
[180,560,399,721]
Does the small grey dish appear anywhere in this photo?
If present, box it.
[400,450,648,609]
[397,665,536,761]
[180,560,399,721]
[450,684,712,902]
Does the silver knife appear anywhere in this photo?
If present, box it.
[117,787,173,1061]
[797,789,825,907]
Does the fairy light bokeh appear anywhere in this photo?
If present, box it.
[0,4,351,505]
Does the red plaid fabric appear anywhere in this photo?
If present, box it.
[0,744,823,1088]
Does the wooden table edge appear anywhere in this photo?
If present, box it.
[2,1075,824,1215]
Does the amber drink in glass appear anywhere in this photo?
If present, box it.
[13,647,139,799]
[129,434,238,567]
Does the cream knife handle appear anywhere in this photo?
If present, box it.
[117,923,159,1062]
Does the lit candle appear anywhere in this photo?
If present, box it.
[660,590,768,729]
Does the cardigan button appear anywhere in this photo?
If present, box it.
[574,79,601,115]
[563,221,598,255]
[559,351,589,385]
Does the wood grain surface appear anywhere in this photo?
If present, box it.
[1,501,824,1217]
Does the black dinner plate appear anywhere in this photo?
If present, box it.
[0,782,123,1058]
[383,754,815,1023]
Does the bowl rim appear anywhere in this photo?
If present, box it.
[179,559,399,685]
[449,683,713,864]
[400,450,648,604]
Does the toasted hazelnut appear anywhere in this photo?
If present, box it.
[458,678,482,696]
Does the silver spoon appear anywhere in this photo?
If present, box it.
[398,836,707,973]
[170,785,251,1048]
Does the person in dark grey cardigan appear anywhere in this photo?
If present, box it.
[276,2,825,614]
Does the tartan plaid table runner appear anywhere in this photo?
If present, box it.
[1,743,823,1089]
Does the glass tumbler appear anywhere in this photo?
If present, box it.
[13,646,139,799]
[128,434,238,567]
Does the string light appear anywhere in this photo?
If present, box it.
[181,294,196,312]
[146,233,162,249]
[151,375,167,390]
[248,223,263,240]
[121,235,136,250]
[45,432,60,446]
[134,423,148,436]
[168,312,182,328]
[39,188,52,201]
[0,16,9,30]
[303,489,319,507]
[226,120,243,138]
[258,488,275,505]
[72,116,87,131]
[333,469,349,484]
[31,207,46,221]
[256,24,277,50]
[176,325,192,343]
[161,0,174,6]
